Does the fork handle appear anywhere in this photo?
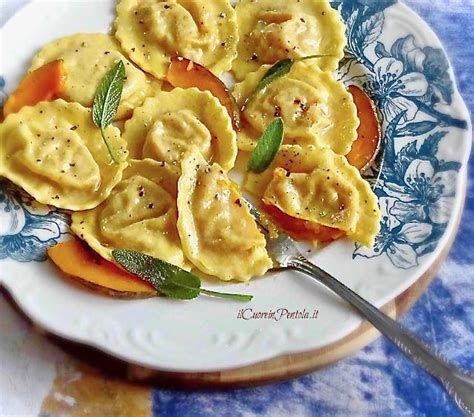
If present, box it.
[288,255,474,416]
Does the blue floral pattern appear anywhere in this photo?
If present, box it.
[0,0,468,269]
[330,0,467,269]
[0,180,69,262]
[0,76,6,109]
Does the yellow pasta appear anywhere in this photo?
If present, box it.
[234,61,359,155]
[30,33,157,120]
[123,88,237,171]
[0,100,128,210]
[71,159,189,269]
[245,144,381,246]
[233,0,346,80]
[115,0,238,79]
[177,149,272,281]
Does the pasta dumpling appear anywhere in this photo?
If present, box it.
[245,145,381,247]
[123,88,238,171]
[233,0,346,80]
[115,0,238,79]
[0,100,128,210]
[263,167,360,234]
[177,149,272,281]
[30,33,156,120]
[71,159,188,269]
[234,61,359,155]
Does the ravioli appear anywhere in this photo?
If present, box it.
[115,0,238,79]
[233,0,346,80]
[123,88,237,171]
[234,61,358,155]
[71,159,189,269]
[177,150,272,281]
[245,145,381,247]
[30,33,157,120]
[263,167,360,233]
[0,100,128,210]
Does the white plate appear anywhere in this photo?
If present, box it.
[0,0,471,372]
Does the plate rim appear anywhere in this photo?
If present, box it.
[0,0,472,372]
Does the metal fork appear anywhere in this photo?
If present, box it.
[244,198,474,416]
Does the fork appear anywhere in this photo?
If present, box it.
[244,198,474,416]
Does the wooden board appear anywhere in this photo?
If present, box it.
[1,177,466,389]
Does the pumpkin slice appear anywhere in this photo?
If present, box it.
[48,238,156,298]
[167,56,240,130]
[3,60,67,117]
[262,203,345,243]
[346,85,380,171]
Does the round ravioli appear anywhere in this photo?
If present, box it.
[123,88,237,171]
[177,149,272,281]
[30,33,158,120]
[0,100,128,210]
[245,145,381,247]
[115,0,238,79]
[233,0,346,80]
[234,61,358,155]
[71,159,188,269]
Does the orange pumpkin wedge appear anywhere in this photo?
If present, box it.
[262,203,345,243]
[346,85,380,171]
[48,238,156,298]
[3,59,67,117]
[167,56,240,130]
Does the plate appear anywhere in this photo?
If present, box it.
[0,0,471,372]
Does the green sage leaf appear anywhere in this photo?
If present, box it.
[247,117,284,173]
[92,60,126,163]
[243,55,331,109]
[112,249,253,302]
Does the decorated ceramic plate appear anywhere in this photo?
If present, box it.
[0,0,471,372]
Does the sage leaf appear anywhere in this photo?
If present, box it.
[92,60,126,163]
[159,270,201,300]
[254,58,294,95]
[243,55,330,109]
[112,249,253,302]
[247,117,284,173]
